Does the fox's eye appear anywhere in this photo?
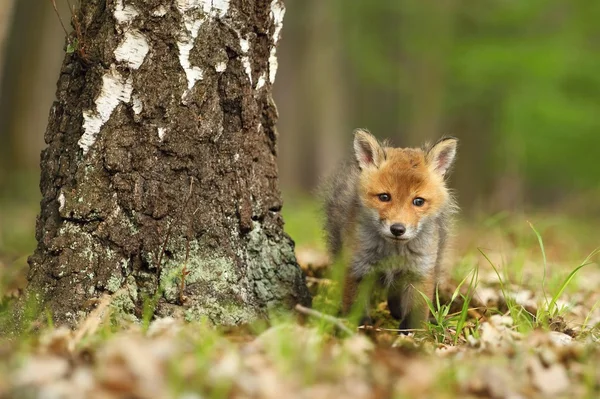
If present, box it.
[378,193,391,202]
[413,197,425,207]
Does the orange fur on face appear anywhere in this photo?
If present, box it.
[358,147,448,229]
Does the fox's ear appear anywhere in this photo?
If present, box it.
[427,137,458,177]
[353,129,385,169]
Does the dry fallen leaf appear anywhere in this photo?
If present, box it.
[394,359,439,397]
[528,356,569,396]
[465,365,523,399]
[96,335,168,398]
[209,351,241,381]
[508,289,538,314]
[548,331,573,346]
[14,355,70,387]
[39,326,74,356]
[342,334,374,364]
[146,316,182,338]
[295,246,330,278]
[473,316,521,351]
[475,286,500,307]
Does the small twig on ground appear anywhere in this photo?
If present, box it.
[294,304,354,336]
[357,325,426,333]
[468,308,486,321]
[445,306,487,322]
[305,276,332,285]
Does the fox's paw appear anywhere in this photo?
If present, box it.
[398,318,411,335]
[359,315,373,327]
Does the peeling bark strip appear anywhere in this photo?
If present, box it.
[26,0,310,327]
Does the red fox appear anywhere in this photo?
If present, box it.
[321,129,458,331]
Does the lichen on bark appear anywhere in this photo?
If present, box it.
[24,0,310,328]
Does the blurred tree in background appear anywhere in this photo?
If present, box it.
[0,0,67,174]
[0,1,15,88]
[1,0,599,220]
[0,0,68,257]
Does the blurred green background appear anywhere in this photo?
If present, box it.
[275,0,600,213]
[1,0,600,259]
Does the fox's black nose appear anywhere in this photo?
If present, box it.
[390,224,406,237]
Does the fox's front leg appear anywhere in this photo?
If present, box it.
[388,271,435,332]
[342,273,377,326]
[342,257,376,325]
[342,273,360,315]
[342,250,378,324]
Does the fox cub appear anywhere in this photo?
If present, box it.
[322,129,458,331]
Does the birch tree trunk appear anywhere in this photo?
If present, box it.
[25,0,310,327]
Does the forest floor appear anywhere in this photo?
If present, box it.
[1,189,600,399]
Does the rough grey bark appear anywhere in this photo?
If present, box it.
[25,0,310,328]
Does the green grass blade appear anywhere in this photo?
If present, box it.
[548,261,594,317]
[583,298,600,331]
[545,247,599,318]
[435,283,441,314]
[416,287,437,321]
[451,270,472,303]
[454,265,479,344]
[478,248,508,301]
[528,221,549,308]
